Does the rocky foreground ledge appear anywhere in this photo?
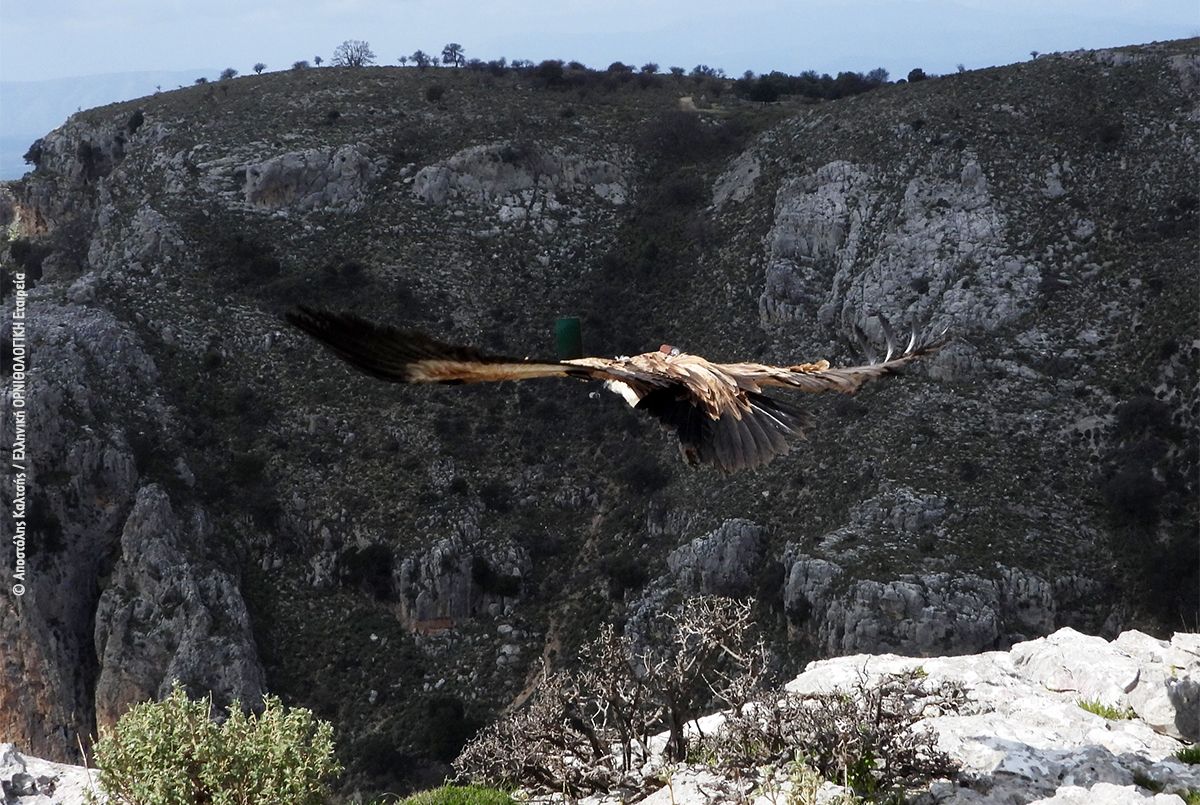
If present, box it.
[3,628,1198,804]
[582,627,1199,805]
[0,744,97,804]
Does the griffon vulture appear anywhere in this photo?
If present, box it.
[286,306,945,474]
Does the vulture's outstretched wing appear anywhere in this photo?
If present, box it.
[286,307,946,473]
[286,306,584,384]
[720,322,946,396]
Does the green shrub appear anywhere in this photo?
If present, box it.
[1175,744,1200,764]
[399,784,515,805]
[91,683,341,804]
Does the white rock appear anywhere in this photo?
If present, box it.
[1011,627,1141,706]
[1028,782,1186,804]
[0,743,103,804]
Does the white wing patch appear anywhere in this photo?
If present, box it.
[603,379,644,408]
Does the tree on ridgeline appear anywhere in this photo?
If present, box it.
[220,67,238,80]
[292,60,310,70]
[441,43,465,67]
[314,55,324,67]
[907,67,928,82]
[411,50,432,69]
[398,55,409,66]
[253,62,266,74]
[333,39,376,67]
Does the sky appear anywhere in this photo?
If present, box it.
[0,0,1196,84]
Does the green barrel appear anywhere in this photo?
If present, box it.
[555,317,583,359]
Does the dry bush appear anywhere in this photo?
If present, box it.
[454,597,761,797]
[705,669,965,798]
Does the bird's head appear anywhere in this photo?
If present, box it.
[658,344,681,357]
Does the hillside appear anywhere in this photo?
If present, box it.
[1,42,1197,797]
[0,70,219,180]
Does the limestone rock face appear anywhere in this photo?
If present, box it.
[92,485,265,730]
[711,149,761,209]
[782,550,1096,657]
[242,144,377,211]
[0,303,147,760]
[412,142,627,211]
[664,518,768,597]
[0,298,260,761]
[758,155,1034,339]
[16,114,140,232]
[394,532,530,631]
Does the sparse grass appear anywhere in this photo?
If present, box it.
[1076,698,1137,720]
[1132,770,1164,792]
[1175,744,1200,764]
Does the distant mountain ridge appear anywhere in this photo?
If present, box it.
[0,69,216,179]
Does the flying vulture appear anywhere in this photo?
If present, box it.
[286,306,945,474]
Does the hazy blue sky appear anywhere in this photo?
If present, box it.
[0,0,1196,83]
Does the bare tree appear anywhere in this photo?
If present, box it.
[332,39,376,67]
[253,63,266,75]
[441,43,465,67]
[455,596,761,796]
[411,49,432,69]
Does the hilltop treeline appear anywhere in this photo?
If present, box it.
[224,39,902,105]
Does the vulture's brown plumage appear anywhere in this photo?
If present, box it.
[286,306,946,473]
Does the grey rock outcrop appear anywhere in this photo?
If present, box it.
[93,485,265,730]
[758,155,1035,340]
[0,302,147,759]
[242,144,377,211]
[711,149,761,209]
[665,518,768,597]
[412,142,627,212]
[0,743,100,805]
[395,532,530,631]
[783,550,1095,656]
[0,297,260,761]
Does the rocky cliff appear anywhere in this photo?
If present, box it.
[1,41,1196,794]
